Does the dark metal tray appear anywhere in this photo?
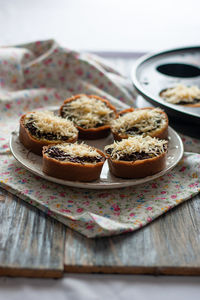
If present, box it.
[131,46,200,125]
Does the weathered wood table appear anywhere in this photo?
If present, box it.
[0,55,199,277]
[1,189,199,277]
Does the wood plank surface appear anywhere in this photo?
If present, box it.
[0,55,199,277]
[64,194,200,275]
[0,189,65,278]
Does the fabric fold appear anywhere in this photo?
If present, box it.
[0,39,199,238]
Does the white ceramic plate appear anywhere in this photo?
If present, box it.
[10,126,184,190]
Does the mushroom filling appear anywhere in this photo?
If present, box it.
[160,84,200,105]
[25,118,71,141]
[124,119,162,135]
[60,95,115,129]
[111,108,166,137]
[105,148,152,161]
[105,136,168,161]
[45,143,104,164]
[24,111,78,141]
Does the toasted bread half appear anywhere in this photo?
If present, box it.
[60,94,117,139]
[160,85,200,107]
[111,107,168,141]
[42,143,106,181]
[105,136,168,179]
[19,111,78,155]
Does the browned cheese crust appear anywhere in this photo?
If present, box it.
[42,146,106,182]
[19,114,78,155]
[107,152,167,179]
[112,107,168,141]
[60,94,117,139]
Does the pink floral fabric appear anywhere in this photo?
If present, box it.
[0,153,199,238]
[0,39,133,153]
[0,39,199,238]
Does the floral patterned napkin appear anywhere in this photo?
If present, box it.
[0,39,199,237]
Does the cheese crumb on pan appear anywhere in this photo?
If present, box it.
[48,142,102,158]
[24,111,78,139]
[111,108,166,135]
[160,84,200,104]
[61,95,115,128]
[105,136,168,160]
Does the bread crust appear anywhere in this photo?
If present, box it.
[19,114,78,155]
[112,107,168,141]
[60,94,117,139]
[180,102,200,107]
[160,89,200,107]
[107,151,167,179]
[42,146,106,182]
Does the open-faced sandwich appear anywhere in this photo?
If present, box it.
[160,84,200,107]
[42,142,106,181]
[19,111,78,155]
[60,94,117,139]
[105,135,168,179]
[111,107,168,141]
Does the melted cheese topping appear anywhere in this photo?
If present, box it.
[160,84,200,104]
[111,108,166,135]
[24,111,78,138]
[51,142,102,158]
[61,95,114,128]
[105,136,168,160]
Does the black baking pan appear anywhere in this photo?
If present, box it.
[131,46,200,126]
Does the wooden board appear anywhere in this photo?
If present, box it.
[0,55,199,277]
[64,193,200,275]
[0,189,65,278]
[63,52,200,276]
[0,188,200,277]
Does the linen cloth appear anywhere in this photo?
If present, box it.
[0,39,199,237]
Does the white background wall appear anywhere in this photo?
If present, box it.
[0,0,199,52]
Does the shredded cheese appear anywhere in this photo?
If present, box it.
[24,111,78,139]
[160,84,200,104]
[105,136,168,160]
[61,95,114,128]
[111,108,166,135]
[49,142,102,158]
